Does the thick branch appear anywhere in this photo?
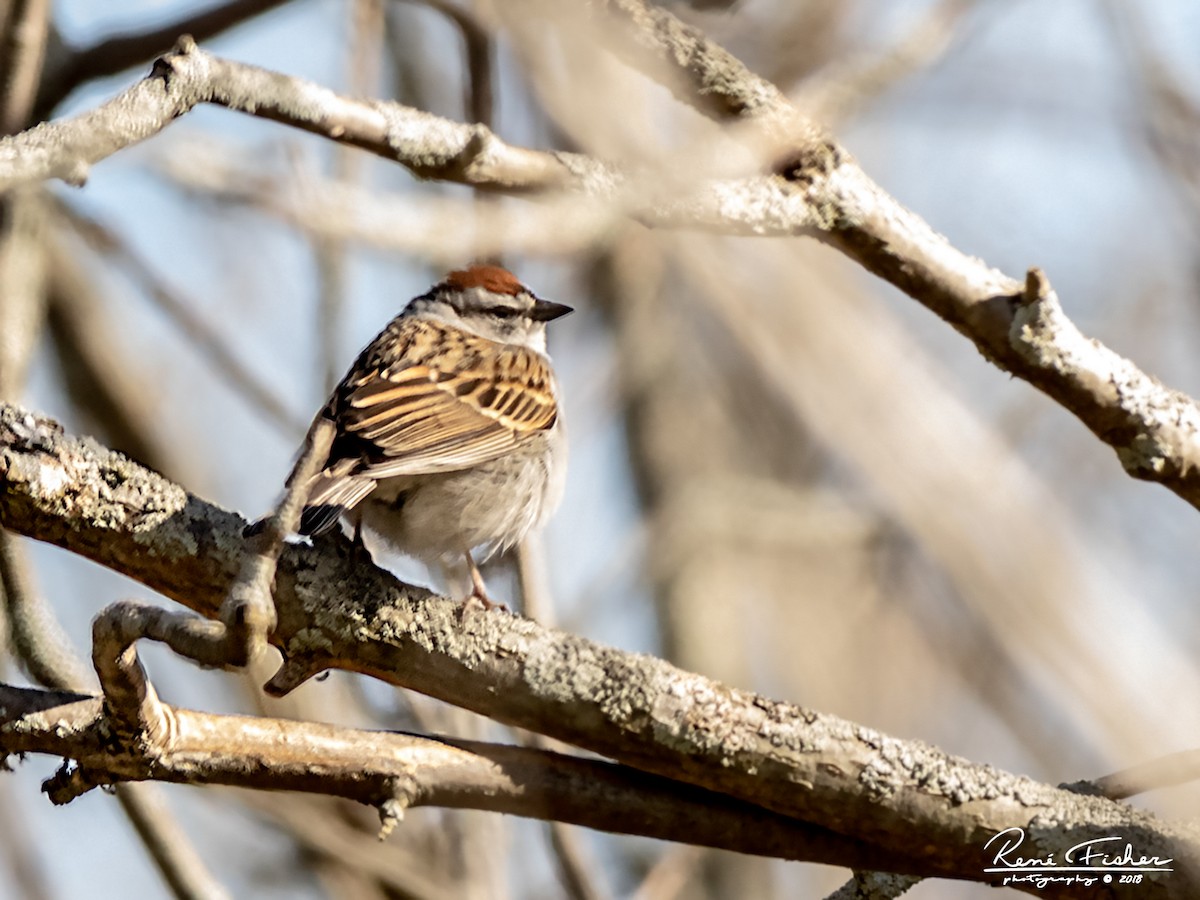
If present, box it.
[1,402,1196,895]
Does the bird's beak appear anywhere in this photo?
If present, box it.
[530,298,574,322]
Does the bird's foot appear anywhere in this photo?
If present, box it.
[461,587,507,612]
[461,551,507,611]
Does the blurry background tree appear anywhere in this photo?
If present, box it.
[3,0,1200,898]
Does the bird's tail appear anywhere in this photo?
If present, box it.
[297,474,376,536]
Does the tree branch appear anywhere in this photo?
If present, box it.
[0,679,904,870]
[0,0,50,134]
[34,0,295,117]
[1074,750,1200,803]
[583,0,1200,509]
[7,35,583,192]
[1,401,1196,895]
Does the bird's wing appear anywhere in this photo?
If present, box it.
[333,316,559,479]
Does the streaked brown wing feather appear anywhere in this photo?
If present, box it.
[333,317,558,478]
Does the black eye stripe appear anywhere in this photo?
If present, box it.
[489,306,526,319]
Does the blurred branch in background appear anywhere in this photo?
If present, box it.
[238,791,455,899]
[44,237,193,480]
[790,0,978,123]
[159,144,616,258]
[0,780,53,900]
[0,0,50,134]
[517,537,612,900]
[1101,1,1200,232]
[0,189,47,399]
[0,529,90,689]
[629,845,705,900]
[313,0,383,396]
[52,200,306,437]
[395,0,495,128]
[683,237,1200,762]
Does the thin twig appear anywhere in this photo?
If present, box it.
[1074,750,1200,802]
[822,871,920,900]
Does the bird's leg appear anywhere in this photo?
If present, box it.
[349,511,373,566]
[463,549,504,611]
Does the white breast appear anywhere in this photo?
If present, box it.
[359,424,565,564]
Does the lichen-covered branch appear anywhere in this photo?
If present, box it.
[0,36,591,194]
[34,0,294,118]
[1,402,1197,895]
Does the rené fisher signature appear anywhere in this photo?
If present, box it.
[983,827,1173,887]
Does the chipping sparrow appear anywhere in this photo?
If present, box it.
[298,265,571,607]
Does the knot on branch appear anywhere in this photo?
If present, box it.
[264,648,332,697]
[1008,267,1068,367]
[43,758,106,805]
[772,138,844,186]
[1021,266,1052,308]
[150,34,200,87]
[377,775,421,840]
